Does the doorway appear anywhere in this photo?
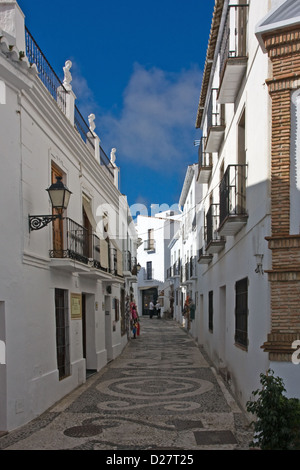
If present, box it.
[82,293,97,378]
[142,288,158,315]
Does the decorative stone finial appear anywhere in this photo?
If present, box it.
[110,148,116,165]
[88,113,96,132]
[63,60,72,90]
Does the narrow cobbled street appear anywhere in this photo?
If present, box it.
[0,317,253,451]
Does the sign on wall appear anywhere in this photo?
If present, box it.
[71,293,82,320]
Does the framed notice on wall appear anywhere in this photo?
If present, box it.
[71,293,82,319]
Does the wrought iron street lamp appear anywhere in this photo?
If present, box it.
[29,176,72,231]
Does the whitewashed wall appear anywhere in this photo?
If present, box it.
[0,2,136,431]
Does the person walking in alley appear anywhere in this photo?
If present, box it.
[155,301,161,318]
[149,300,154,318]
[132,320,137,339]
[130,299,140,338]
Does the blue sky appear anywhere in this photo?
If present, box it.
[18,0,215,215]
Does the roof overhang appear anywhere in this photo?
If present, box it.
[195,0,225,129]
[179,164,198,208]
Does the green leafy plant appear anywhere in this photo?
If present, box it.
[246,369,300,450]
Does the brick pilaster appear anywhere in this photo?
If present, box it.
[261,27,300,361]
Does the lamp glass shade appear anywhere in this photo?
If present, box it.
[47,176,72,210]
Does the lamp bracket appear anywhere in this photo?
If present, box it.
[29,214,61,231]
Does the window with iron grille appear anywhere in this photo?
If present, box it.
[208,290,213,332]
[235,277,248,348]
[55,289,70,380]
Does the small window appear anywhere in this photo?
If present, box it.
[146,261,152,280]
[235,278,248,348]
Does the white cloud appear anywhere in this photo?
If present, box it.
[69,61,101,119]
[99,64,202,171]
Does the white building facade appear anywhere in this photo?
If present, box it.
[136,211,180,317]
[167,164,203,339]
[188,0,300,409]
[0,1,137,432]
[192,0,273,408]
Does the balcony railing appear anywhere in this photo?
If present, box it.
[206,88,225,153]
[218,4,249,103]
[50,217,89,264]
[198,137,212,184]
[131,257,138,275]
[74,105,95,148]
[144,239,155,251]
[123,251,138,275]
[198,247,213,264]
[25,27,67,113]
[25,27,114,178]
[220,4,248,79]
[173,259,181,277]
[189,256,197,279]
[123,250,132,272]
[180,261,191,283]
[206,204,225,253]
[219,164,248,236]
[167,259,182,279]
[110,246,117,276]
[207,88,225,130]
[91,233,102,270]
[49,217,113,273]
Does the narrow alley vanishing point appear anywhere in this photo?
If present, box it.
[0,317,253,451]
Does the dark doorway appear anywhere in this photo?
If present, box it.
[82,293,96,378]
[142,288,158,316]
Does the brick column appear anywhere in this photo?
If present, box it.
[261,28,300,361]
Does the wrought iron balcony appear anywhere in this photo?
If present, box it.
[206,88,225,153]
[74,106,114,179]
[109,246,117,276]
[206,204,226,254]
[25,27,67,113]
[218,4,249,104]
[166,260,181,279]
[197,137,212,184]
[123,250,132,273]
[189,256,198,280]
[123,251,138,276]
[144,239,155,252]
[50,217,90,264]
[219,164,248,236]
[180,261,194,284]
[173,259,181,277]
[198,247,213,265]
[131,256,138,276]
[166,266,173,279]
[49,217,116,275]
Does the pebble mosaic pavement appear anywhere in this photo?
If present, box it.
[0,317,254,450]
